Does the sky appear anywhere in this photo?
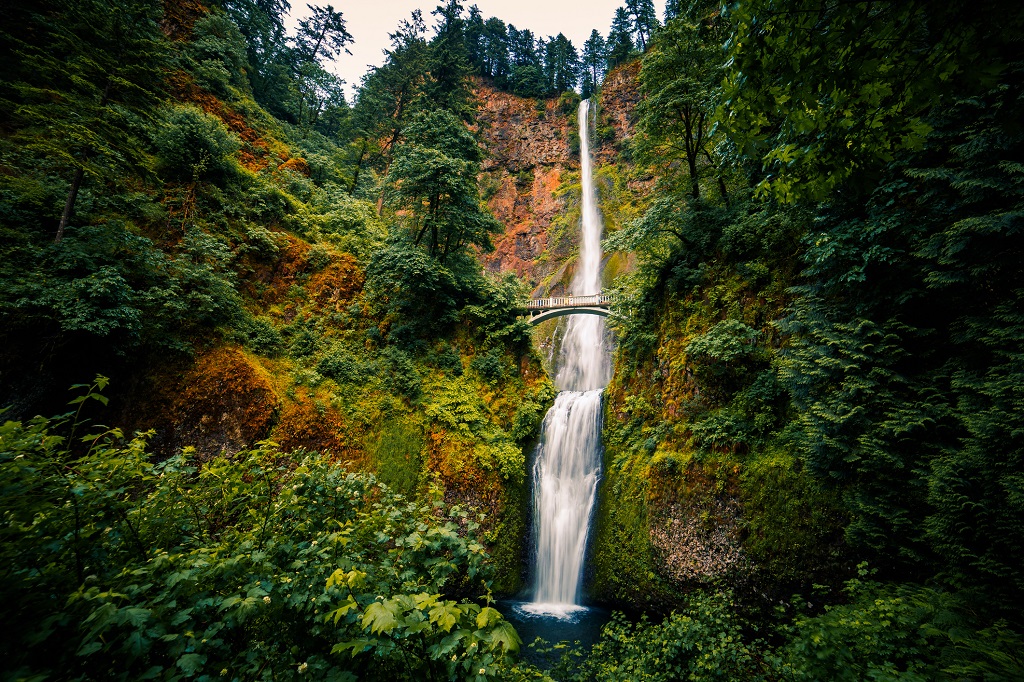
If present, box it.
[284,0,669,101]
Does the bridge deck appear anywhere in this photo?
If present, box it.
[525,294,610,311]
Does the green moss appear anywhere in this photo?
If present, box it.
[590,444,680,610]
[738,448,849,590]
[367,417,423,496]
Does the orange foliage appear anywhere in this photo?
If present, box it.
[424,429,504,524]
[273,399,359,463]
[307,255,364,313]
[161,0,207,40]
[279,157,311,177]
[171,346,281,458]
[243,235,312,307]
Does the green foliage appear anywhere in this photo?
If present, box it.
[572,592,763,681]
[472,347,509,384]
[720,0,1023,202]
[0,381,520,681]
[367,418,423,496]
[385,110,502,263]
[155,104,240,183]
[236,313,285,356]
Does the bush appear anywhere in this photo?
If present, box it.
[471,347,507,384]
[155,104,239,183]
[0,379,521,681]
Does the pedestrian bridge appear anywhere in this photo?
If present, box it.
[523,294,611,325]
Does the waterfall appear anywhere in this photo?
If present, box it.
[525,99,611,617]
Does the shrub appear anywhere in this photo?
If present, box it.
[155,104,239,183]
[0,379,521,680]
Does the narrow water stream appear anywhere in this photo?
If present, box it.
[510,100,612,631]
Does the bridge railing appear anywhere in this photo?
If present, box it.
[525,294,611,310]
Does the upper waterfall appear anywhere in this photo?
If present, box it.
[554,99,612,392]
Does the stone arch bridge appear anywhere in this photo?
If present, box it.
[522,294,611,325]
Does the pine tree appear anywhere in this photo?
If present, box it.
[582,29,607,96]
[626,0,659,50]
[606,7,635,70]
[0,0,167,243]
[464,4,485,73]
[481,17,510,82]
[425,0,473,117]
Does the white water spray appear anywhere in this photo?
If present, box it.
[525,100,611,618]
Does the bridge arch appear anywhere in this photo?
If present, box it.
[527,306,609,326]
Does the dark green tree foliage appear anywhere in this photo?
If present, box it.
[155,105,240,183]
[721,0,1019,203]
[385,110,501,263]
[480,18,511,83]
[0,0,167,242]
[606,7,635,70]
[425,0,474,117]
[548,34,581,93]
[625,0,660,51]
[779,59,1024,604]
[220,0,294,118]
[582,30,607,97]
[351,11,429,176]
[634,14,729,202]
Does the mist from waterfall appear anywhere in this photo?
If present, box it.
[525,99,611,617]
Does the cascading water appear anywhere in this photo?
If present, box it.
[523,99,611,618]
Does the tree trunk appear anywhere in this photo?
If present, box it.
[55,166,85,244]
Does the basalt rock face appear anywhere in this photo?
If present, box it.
[472,82,576,289]
[472,67,641,291]
[594,60,642,166]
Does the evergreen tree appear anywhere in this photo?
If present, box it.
[425,0,474,117]
[546,34,580,94]
[626,0,659,50]
[606,7,635,70]
[221,0,294,118]
[582,29,607,97]
[294,4,352,63]
[0,0,167,243]
[481,17,510,82]
[352,11,429,196]
[464,4,485,73]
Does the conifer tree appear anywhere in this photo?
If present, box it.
[626,0,659,50]
[0,0,167,243]
[425,0,474,117]
[606,7,635,70]
[582,29,607,96]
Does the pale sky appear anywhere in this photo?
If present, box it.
[284,0,668,100]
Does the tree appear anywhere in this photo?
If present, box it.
[464,4,485,73]
[545,33,580,94]
[425,0,474,117]
[0,0,167,243]
[221,0,294,117]
[606,7,635,70]
[294,3,352,62]
[582,29,607,97]
[635,16,728,202]
[481,17,510,82]
[384,111,500,263]
[720,0,1018,203]
[351,11,428,198]
[626,0,659,51]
